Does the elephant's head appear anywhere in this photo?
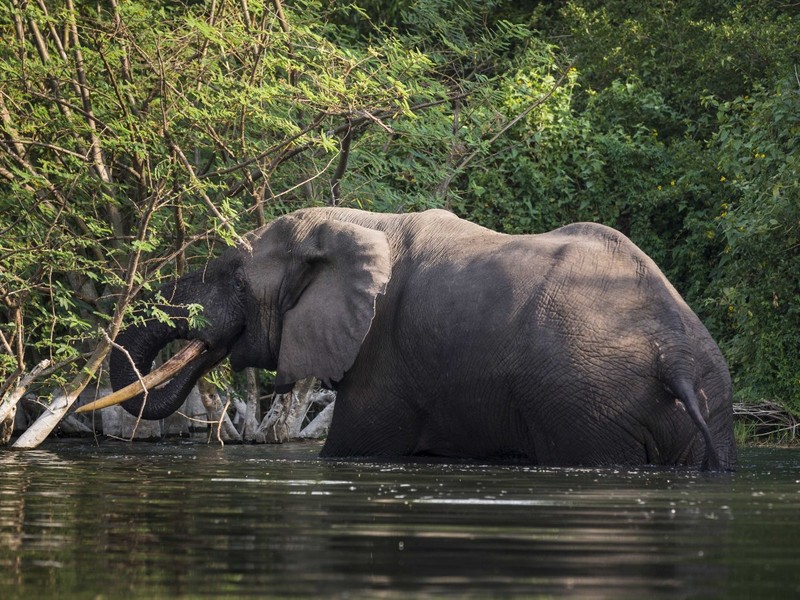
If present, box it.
[82,213,392,420]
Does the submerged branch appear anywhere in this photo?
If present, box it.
[0,359,51,434]
[734,401,799,442]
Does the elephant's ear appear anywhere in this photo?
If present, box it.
[274,218,392,392]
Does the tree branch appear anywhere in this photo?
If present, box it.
[436,62,575,203]
[330,121,353,205]
[272,0,297,86]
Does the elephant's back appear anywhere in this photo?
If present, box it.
[526,223,733,463]
[527,222,691,318]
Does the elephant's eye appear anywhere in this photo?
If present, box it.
[233,271,247,292]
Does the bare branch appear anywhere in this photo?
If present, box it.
[64,0,127,247]
[436,62,575,203]
[167,136,247,248]
[330,121,353,205]
[0,92,27,158]
[358,110,395,134]
[272,0,297,86]
[240,0,253,31]
[12,338,112,449]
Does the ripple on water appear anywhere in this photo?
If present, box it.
[0,442,799,599]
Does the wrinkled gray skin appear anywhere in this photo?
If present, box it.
[111,208,736,469]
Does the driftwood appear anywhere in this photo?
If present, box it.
[733,400,799,441]
[298,401,335,439]
[231,396,266,442]
[0,360,50,445]
[198,379,242,443]
[257,377,335,443]
[57,414,95,435]
[191,377,335,444]
[13,341,113,449]
[257,380,309,443]
[63,378,333,444]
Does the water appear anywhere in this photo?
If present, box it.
[1,441,799,599]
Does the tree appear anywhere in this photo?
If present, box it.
[1,0,564,445]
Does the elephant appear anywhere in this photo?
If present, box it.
[81,207,736,469]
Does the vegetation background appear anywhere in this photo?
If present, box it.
[1,0,798,442]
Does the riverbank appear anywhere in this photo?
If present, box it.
[734,400,799,447]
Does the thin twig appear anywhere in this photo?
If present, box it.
[221,94,467,199]
[272,0,297,86]
[99,330,150,440]
[330,121,353,205]
[437,61,576,202]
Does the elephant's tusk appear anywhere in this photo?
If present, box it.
[75,339,207,414]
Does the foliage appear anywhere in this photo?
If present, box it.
[708,78,800,411]
[541,0,799,122]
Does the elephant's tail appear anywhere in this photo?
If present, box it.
[672,379,721,471]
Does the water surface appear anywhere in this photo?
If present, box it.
[1,441,799,598]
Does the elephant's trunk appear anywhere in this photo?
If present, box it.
[77,339,207,415]
[102,302,218,420]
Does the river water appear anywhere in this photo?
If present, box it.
[1,441,798,599]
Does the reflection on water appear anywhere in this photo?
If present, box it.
[1,441,799,598]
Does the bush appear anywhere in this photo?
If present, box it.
[708,78,800,411]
